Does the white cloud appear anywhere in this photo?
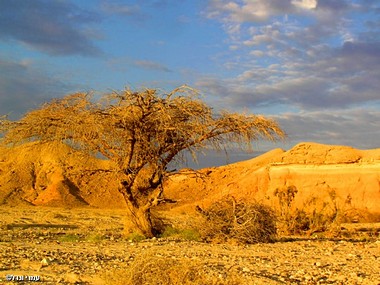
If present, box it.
[202,0,380,110]
[250,50,265,57]
[196,37,380,111]
[291,0,317,10]
[206,0,294,23]
[244,34,274,46]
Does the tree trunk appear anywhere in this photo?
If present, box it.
[119,178,163,238]
[127,205,154,238]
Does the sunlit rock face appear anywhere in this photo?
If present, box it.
[1,141,379,222]
[0,142,125,208]
[163,142,380,221]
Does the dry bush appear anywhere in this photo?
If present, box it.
[196,196,277,244]
[275,186,344,236]
[102,251,244,285]
[280,208,339,236]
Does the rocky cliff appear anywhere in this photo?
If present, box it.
[163,142,380,221]
[1,141,379,221]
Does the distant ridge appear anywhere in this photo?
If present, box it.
[163,142,380,221]
[0,141,379,221]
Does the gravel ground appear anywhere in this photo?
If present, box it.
[0,207,379,285]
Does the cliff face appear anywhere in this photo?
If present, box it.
[260,143,380,214]
[1,141,379,221]
[163,143,380,221]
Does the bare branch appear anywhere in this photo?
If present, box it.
[0,86,285,237]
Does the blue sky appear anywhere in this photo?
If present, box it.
[1,0,379,162]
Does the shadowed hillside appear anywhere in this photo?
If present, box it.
[0,142,124,208]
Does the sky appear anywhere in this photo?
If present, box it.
[0,0,379,166]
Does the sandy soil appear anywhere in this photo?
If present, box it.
[0,206,379,285]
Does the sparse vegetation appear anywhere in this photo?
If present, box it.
[125,232,146,242]
[0,86,285,237]
[56,232,107,243]
[57,233,80,243]
[103,250,245,285]
[1,207,379,284]
[160,226,201,241]
[85,233,104,242]
[196,196,277,244]
[275,186,344,236]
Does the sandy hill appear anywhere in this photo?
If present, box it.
[163,142,380,220]
[0,142,125,208]
[0,141,379,220]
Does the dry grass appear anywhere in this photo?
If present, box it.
[103,250,245,285]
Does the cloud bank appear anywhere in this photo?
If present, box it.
[0,59,71,118]
[0,0,101,56]
[199,0,380,149]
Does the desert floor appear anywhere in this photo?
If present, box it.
[0,206,379,285]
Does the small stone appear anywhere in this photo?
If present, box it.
[305,275,312,281]
[40,258,50,267]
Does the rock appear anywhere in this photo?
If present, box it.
[40,258,51,267]
[64,273,82,284]
[164,142,380,218]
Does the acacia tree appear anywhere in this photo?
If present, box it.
[0,86,285,237]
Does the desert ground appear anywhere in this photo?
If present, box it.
[0,206,379,285]
[1,142,380,284]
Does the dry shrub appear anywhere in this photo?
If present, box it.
[342,208,380,223]
[275,186,345,236]
[196,196,277,244]
[103,251,244,285]
[280,208,339,236]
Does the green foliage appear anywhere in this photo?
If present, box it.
[125,232,146,242]
[85,233,104,242]
[57,233,80,242]
[160,226,201,241]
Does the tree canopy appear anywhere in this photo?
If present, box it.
[0,86,285,236]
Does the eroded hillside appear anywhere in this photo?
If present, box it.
[163,142,380,221]
[0,142,124,208]
[1,141,379,221]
